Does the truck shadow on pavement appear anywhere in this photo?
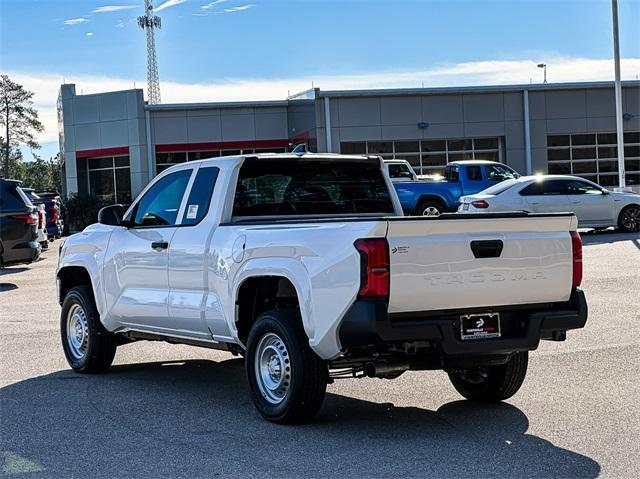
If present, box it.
[1,358,600,478]
[581,229,640,248]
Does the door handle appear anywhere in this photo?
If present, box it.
[151,241,169,250]
[571,201,581,204]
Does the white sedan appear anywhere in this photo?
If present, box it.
[459,175,640,232]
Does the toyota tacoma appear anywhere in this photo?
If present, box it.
[57,152,587,423]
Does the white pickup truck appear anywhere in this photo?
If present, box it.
[57,153,587,423]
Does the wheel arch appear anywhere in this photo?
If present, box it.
[232,260,313,347]
[57,265,95,304]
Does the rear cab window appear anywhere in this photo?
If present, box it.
[232,158,395,219]
[444,165,460,181]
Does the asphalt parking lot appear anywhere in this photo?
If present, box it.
[1,230,639,478]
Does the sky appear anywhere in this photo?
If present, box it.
[1,0,639,160]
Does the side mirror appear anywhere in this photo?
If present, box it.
[601,189,610,195]
[98,204,125,226]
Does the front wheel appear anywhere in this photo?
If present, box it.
[448,352,528,401]
[60,286,117,373]
[618,205,640,232]
[246,309,328,424]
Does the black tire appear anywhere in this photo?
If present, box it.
[60,285,117,373]
[617,204,640,233]
[415,200,444,217]
[246,309,328,424]
[448,351,528,401]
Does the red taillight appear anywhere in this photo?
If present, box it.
[38,210,45,229]
[48,205,58,222]
[471,199,490,209]
[11,214,36,225]
[354,238,390,299]
[570,230,582,288]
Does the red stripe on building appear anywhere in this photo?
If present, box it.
[76,147,130,159]
[155,139,291,153]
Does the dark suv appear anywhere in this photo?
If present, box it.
[0,179,41,266]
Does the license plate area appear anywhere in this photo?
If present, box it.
[460,312,501,340]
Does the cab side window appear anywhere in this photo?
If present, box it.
[130,170,192,227]
[466,165,482,181]
[181,167,220,225]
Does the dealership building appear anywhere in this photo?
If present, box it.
[57,80,640,202]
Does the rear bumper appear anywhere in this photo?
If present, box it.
[338,289,587,357]
[1,240,40,266]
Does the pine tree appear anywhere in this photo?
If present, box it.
[0,75,44,178]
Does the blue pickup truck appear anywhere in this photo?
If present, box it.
[384,159,520,215]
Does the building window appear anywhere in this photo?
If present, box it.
[339,137,504,175]
[155,148,287,175]
[547,131,640,186]
[80,155,131,203]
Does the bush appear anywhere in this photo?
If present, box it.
[64,194,112,233]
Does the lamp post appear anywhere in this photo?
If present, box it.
[537,63,547,83]
[611,0,626,190]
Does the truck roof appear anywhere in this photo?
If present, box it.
[447,160,503,166]
[164,152,383,172]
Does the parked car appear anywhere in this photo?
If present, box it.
[57,153,587,424]
[34,191,65,239]
[391,160,520,216]
[21,188,49,249]
[0,179,41,266]
[459,175,640,232]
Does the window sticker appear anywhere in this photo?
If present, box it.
[186,204,199,219]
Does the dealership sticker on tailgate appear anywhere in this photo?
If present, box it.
[460,313,501,340]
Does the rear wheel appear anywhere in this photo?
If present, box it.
[246,309,328,424]
[618,205,640,232]
[60,286,117,373]
[448,352,528,401]
[416,200,444,217]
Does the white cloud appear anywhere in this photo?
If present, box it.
[156,0,188,12]
[115,20,126,28]
[86,32,94,37]
[222,4,254,13]
[6,57,640,144]
[202,0,227,9]
[63,18,88,25]
[92,5,138,13]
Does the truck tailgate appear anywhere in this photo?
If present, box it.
[386,213,578,313]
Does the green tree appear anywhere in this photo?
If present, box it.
[22,153,62,192]
[0,75,44,178]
